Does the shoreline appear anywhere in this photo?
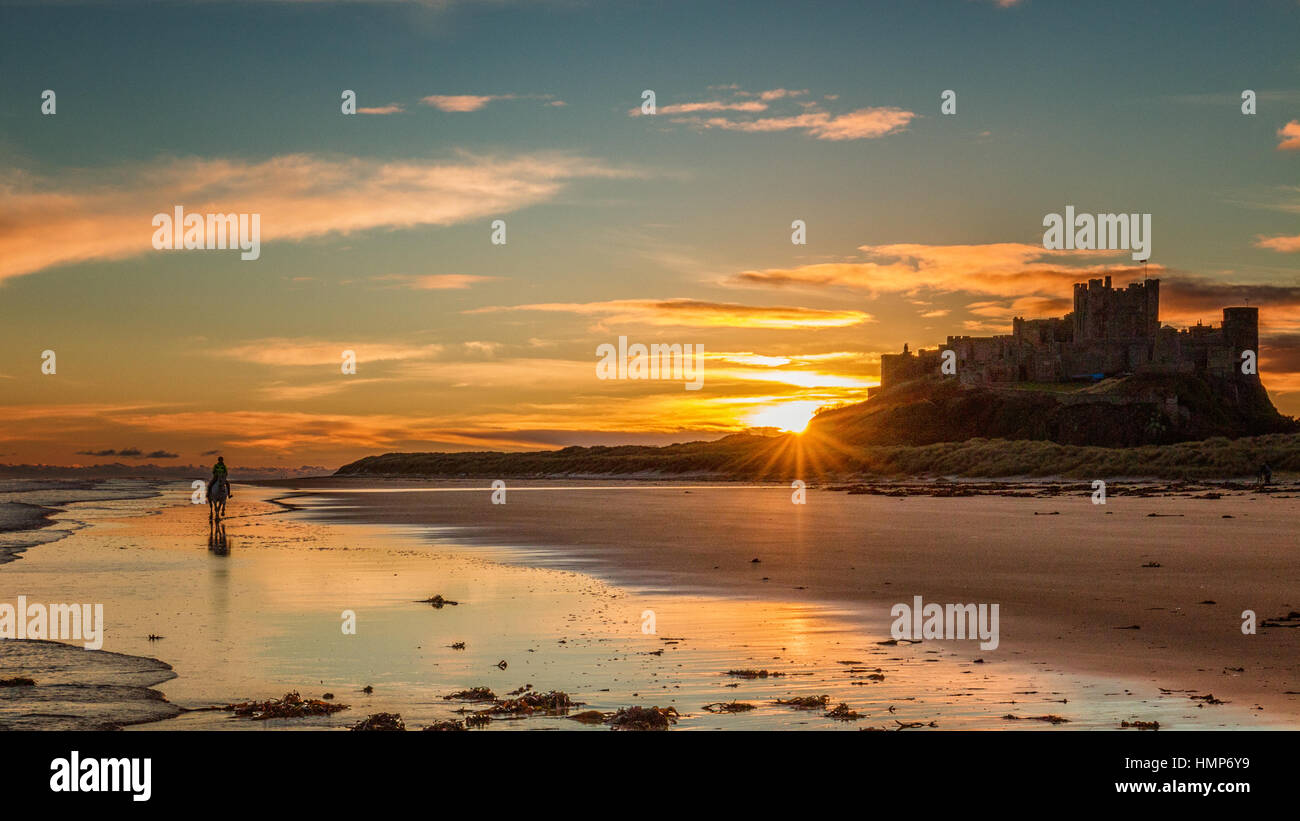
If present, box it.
[0,479,164,566]
[0,639,180,731]
[0,501,60,566]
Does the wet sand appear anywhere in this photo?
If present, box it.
[1,478,1295,729]
[0,479,161,565]
[280,478,1300,722]
[0,639,179,730]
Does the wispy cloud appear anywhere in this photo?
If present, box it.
[358,103,406,115]
[730,242,1139,297]
[1278,120,1300,151]
[631,86,915,141]
[257,378,388,402]
[730,241,1300,332]
[422,94,504,112]
[373,273,500,289]
[641,101,769,115]
[0,152,635,281]
[1256,234,1300,252]
[467,298,873,329]
[671,108,915,140]
[213,338,443,367]
[750,89,808,101]
[421,93,561,112]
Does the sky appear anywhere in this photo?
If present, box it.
[1,0,1299,469]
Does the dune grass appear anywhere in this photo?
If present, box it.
[337,432,1300,481]
[828,433,1300,480]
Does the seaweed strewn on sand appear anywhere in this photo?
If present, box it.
[725,669,785,679]
[350,713,406,731]
[1002,714,1071,724]
[825,703,864,721]
[606,706,680,730]
[225,691,349,720]
[1120,720,1160,730]
[702,701,756,713]
[443,687,495,702]
[773,695,830,709]
[485,689,574,715]
[423,719,467,732]
[415,595,458,608]
[444,688,578,726]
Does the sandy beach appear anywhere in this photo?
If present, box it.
[3,477,1295,731]
[275,477,1300,722]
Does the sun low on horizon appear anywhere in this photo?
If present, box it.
[745,401,824,434]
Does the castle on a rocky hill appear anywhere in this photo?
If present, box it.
[877,277,1259,391]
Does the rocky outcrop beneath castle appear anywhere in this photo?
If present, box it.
[811,373,1297,448]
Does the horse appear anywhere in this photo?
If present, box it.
[208,477,230,521]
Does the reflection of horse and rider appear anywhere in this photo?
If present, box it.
[207,455,233,521]
[208,520,229,554]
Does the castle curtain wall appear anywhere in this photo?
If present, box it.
[877,279,1259,390]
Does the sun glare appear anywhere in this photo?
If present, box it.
[746,401,821,433]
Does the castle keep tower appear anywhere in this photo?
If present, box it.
[1072,276,1160,341]
[1222,307,1259,378]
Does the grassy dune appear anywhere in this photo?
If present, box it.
[834,433,1300,479]
[337,431,1300,481]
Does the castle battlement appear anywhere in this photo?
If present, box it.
[878,278,1258,391]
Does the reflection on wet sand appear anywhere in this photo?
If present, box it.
[207,521,230,555]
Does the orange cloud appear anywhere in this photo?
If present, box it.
[753,89,808,101]
[467,299,873,329]
[0,152,635,281]
[420,94,561,112]
[671,107,915,140]
[631,100,769,116]
[1256,234,1300,252]
[257,379,387,402]
[213,339,442,367]
[731,242,1141,297]
[1277,120,1300,151]
[633,86,914,141]
[965,296,1074,320]
[732,241,1300,334]
[374,274,499,289]
[421,94,506,111]
[358,103,405,115]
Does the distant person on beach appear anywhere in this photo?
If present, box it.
[211,456,228,485]
[1258,462,1272,488]
[208,456,232,520]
